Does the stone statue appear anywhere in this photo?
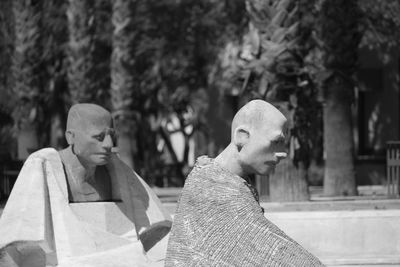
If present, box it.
[0,103,171,267]
[59,104,119,202]
[165,100,325,266]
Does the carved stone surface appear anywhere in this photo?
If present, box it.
[165,100,324,266]
[0,104,171,266]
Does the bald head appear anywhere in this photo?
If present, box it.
[231,100,286,140]
[64,103,116,166]
[66,103,113,132]
[218,99,287,177]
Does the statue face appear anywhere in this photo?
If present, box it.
[239,117,288,176]
[72,123,116,166]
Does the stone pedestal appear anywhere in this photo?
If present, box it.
[262,200,400,266]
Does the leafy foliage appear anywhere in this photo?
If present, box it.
[67,0,112,106]
[359,0,400,49]
[3,0,398,190]
[220,0,321,168]
[0,0,15,158]
[0,0,14,109]
[317,0,362,79]
[316,0,362,196]
[12,0,45,136]
[111,0,248,184]
[217,0,325,201]
[39,0,69,147]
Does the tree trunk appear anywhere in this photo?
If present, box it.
[270,159,309,201]
[269,103,309,202]
[317,0,361,196]
[255,175,269,200]
[67,0,111,105]
[42,0,68,149]
[268,102,310,202]
[12,0,42,159]
[243,0,316,201]
[17,124,39,160]
[0,0,13,103]
[67,0,93,102]
[323,79,357,196]
[110,0,136,168]
[50,112,66,150]
[117,131,135,168]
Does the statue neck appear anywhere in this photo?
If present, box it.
[59,146,113,202]
[59,146,97,182]
[215,143,247,179]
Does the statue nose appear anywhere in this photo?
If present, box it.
[275,152,287,160]
[102,134,114,148]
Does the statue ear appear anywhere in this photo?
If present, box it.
[65,130,75,145]
[233,126,250,151]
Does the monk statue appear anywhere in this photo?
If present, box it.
[0,103,172,267]
[165,100,325,266]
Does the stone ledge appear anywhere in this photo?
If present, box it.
[163,200,400,266]
[265,206,400,266]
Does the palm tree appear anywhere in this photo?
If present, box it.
[317,0,362,196]
[12,0,44,158]
[0,0,14,109]
[241,0,318,201]
[0,0,13,96]
[67,0,111,106]
[110,0,137,168]
[0,0,15,159]
[41,0,69,149]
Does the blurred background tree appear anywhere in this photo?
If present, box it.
[111,0,247,185]
[219,0,321,201]
[42,0,69,150]
[359,0,400,51]
[0,0,399,196]
[67,0,112,106]
[111,0,137,170]
[316,0,362,197]
[12,0,45,157]
[0,0,15,161]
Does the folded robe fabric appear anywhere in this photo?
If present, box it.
[165,156,325,267]
[0,148,171,266]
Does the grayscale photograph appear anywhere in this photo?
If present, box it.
[0,0,399,266]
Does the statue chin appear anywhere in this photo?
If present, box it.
[80,154,111,166]
[94,161,109,166]
[92,158,111,166]
[256,165,275,176]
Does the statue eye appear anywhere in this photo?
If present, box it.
[93,133,105,141]
[271,137,285,147]
[271,140,280,146]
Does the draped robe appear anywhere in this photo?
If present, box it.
[165,156,324,267]
[0,148,171,267]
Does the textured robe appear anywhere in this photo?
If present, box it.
[0,148,171,266]
[165,156,325,266]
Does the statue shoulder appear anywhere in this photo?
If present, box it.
[20,148,60,165]
[16,148,64,179]
[21,148,64,178]
[28,147,59,159]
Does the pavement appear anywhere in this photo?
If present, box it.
[1,185,396,218]
[153,185,392,203]
[1,186,399,266]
